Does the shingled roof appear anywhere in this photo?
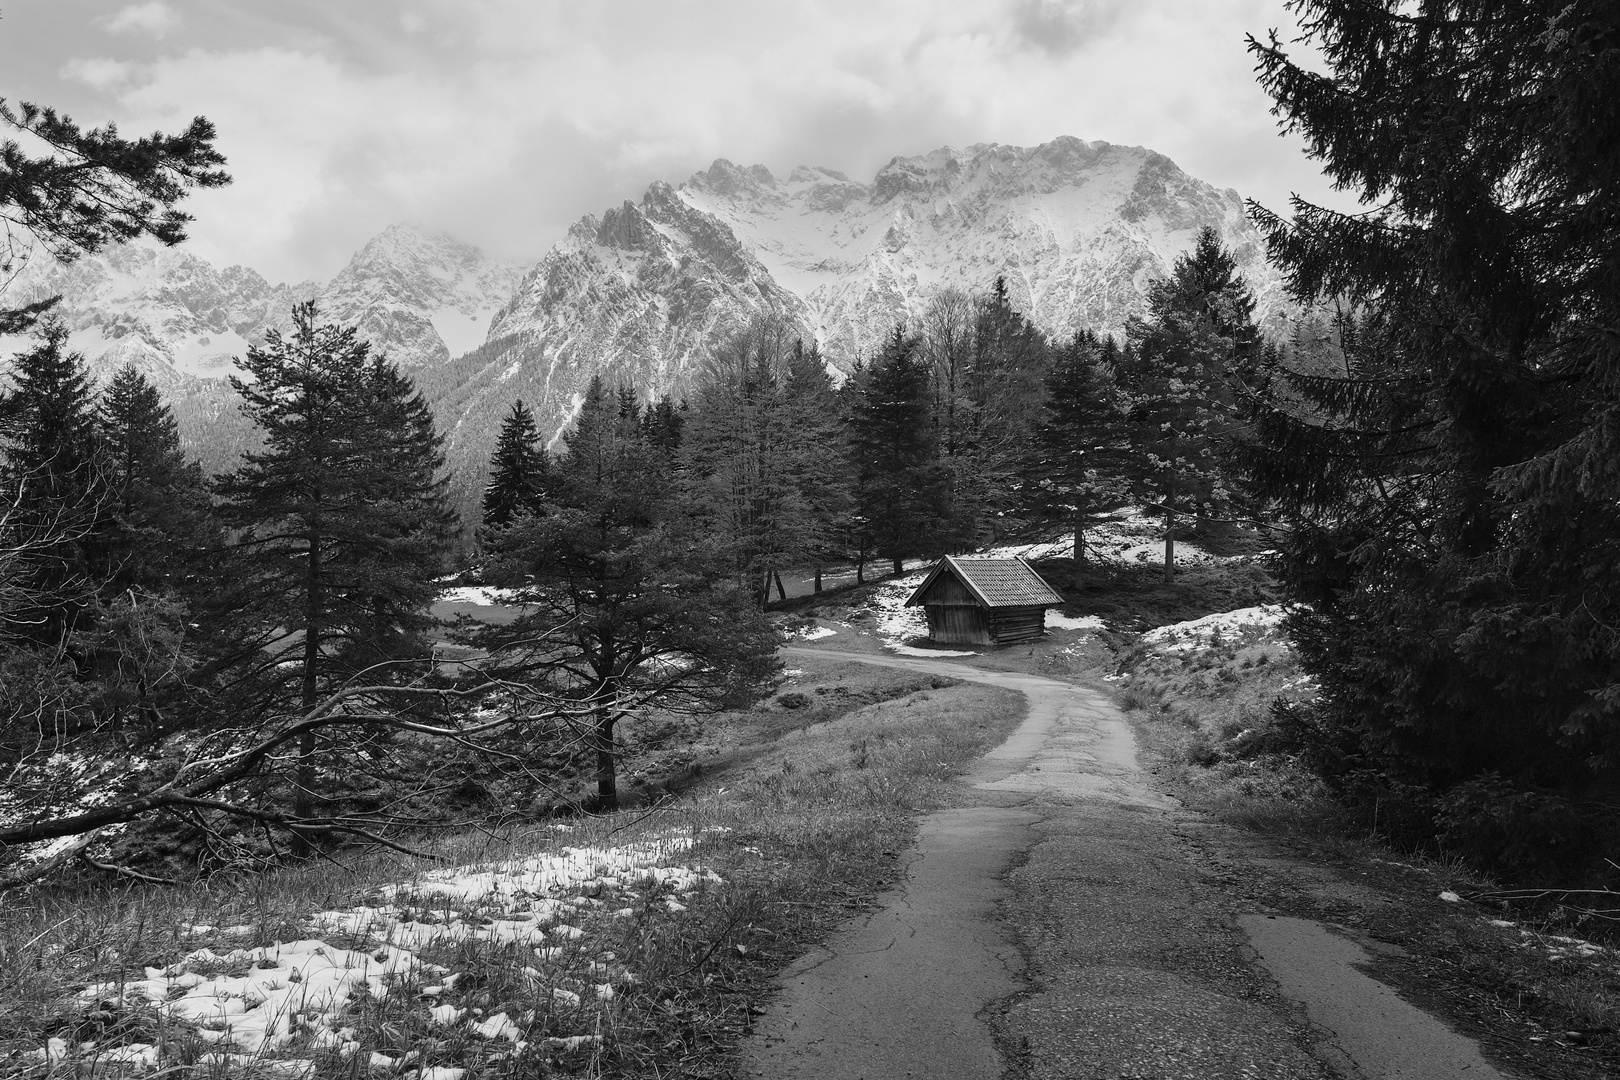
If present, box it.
[904,556,1065,609]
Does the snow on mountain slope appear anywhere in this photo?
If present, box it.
[678,137,1285,364]
[441,136,1282,476]
[0,223,521,384]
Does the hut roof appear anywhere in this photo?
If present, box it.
[904,556,1065,609]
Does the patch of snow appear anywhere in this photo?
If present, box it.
[889,645,975,657]
[791,626,837,641]
[438,585,521,606]
[1439,890,1462,903]
[52,832,717,1074]
[1140,605,1288,653]
[1047,613,1105,631]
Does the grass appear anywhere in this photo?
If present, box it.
[1106,612,1620,1079]
[0,654,1024,1079]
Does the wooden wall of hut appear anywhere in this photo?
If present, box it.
[987,606,1046,644]
[924,604,992,645]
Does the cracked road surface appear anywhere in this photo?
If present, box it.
[739,648,1515,1080]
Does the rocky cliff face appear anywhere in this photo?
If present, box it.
[455,137,1285,456]
[0,223,521,384]
[1,137,1285,517]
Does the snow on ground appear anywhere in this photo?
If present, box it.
[783,625,837,642]
[1047,613,1105,632]
[860,571,931,652]
[40,834,719,1075]
[889,645,976,658]
[1140,605,1288,653]
[438,586,521,606]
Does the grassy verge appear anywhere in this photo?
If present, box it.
[1109,618,1620,1079]
[0,655,1024,1079]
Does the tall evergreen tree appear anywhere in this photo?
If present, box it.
[0,319,104,644]
[1239,1,1620,826]
[1023,332,1133,583]
[214,302,457,839]
[847,327,945,575]
[97,363,213,594]
[482,399,548,529]
[476,375,776,807]
[1122,228,1256,580]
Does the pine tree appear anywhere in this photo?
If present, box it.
[1023,332,1132,583]
[782,340,851,593]
[97,363,213,594]
[477,375,776,807]
[1240,1,1620,853]
[482,399,548,529]
[214,302,457,839]
[847,327,945,576]
[1122,228,1255,581]
[0,318,104,644]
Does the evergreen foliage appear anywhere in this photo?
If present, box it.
[0,99,228,329]
[97,363,214,595]
[846,328,947,575]
[481,399,549,529]
[1122,227,1256,580]
[476,375,777,808]
[1023,331,1133,582]
[0,319,104,645]
[214,302,457,836]
[1241,0,1620,866]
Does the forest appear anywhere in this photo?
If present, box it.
[3,0,1618,893]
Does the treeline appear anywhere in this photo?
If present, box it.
[0,302,779,881]
[479,227,1268,607]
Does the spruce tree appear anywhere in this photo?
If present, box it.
[214,302,457,839]
[1023,332,1133,583]
[1122,228,1255,580]
[97,363,213,595]
[848,328,945,575]
[0,319,104,644]
[476,375,776,808]
[482,399,548,529]
[1240,1,1620,857]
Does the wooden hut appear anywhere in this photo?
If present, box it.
[904,556,1065,646]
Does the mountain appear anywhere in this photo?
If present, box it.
[438,137,1285,462]
[0,224,525,475]
[1,137,1287,524]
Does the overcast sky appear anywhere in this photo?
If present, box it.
[1,1,1351,285]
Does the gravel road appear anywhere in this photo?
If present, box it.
[738,647,1515,1080]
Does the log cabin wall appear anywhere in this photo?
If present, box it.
[987,606,1046,643]
[924,603,992,645]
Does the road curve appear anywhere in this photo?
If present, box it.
[739,646,1515,1080]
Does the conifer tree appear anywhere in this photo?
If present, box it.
[482,399,548,529]
[1122,228,1255,580]
[97,363,213,594]
[214,302,457,839]
[476,375,776,808]
[847,327,945,575]
[1240,1,1620,836]
[1023,332,1132,583]
[0,319,104,644]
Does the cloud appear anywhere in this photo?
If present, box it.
[43,0,1351,282]
[61,58,137,92]
[100,3,182,38]
[1008,0,1131,57]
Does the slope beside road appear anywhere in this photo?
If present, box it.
[739,647,1515,1080]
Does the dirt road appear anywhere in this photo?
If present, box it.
[739,648,1515,1080]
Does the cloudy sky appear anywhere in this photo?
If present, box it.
[1,0,1349,285]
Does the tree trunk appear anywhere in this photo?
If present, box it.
[594,701,617,809]
[1163,462,1177,584]
[892,556,903,576]
[813,564,822,594]
[1073,514,1086,587]
[773,570,787,601]
[294,530,321,856]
